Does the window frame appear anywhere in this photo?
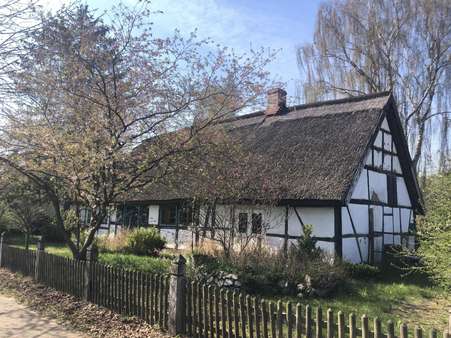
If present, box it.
[251,212,262,234]
[238,212,248,233]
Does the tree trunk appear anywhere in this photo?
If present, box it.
[412,118,425,169]
[48,193,80,258]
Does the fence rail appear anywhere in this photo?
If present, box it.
[0,234,449,338]
[185,281,449,338]
[0,240,169,330]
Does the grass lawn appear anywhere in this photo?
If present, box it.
[5,235,449,331]
[269,279,449,331]
[6,235,171,274]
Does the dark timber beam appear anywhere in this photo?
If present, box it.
[334,206,343,259]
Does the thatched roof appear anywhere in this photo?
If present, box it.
[127,91,423,211]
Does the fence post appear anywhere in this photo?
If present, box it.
[83,244,98,302]
[168,255,186,335]
[34,237,45,281]
[0,232,4,268]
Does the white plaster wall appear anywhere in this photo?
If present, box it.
[290,207,335,238]
[381,118,390,130]
[373,150,383,168]
[383,133,392,150]
[162,204,335,254]
[393,156,401,173]
[343,204,369,235]
[374,131,383,148]
[372,206,383,232]
[160,229,177,246]
[315,241,334,256]
[383,154,392,171]
[352,170,368,200]
[148,205,159,225]
[397,178,412,206]
[342,237,368,263]
[401,209,412,233]
[368,171,387,202]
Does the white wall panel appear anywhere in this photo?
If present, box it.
[365,152,372,165]
[160,229,176,247]
[342,207,352,235]
[374,131,383,148]
[292,207,334,237]
[343,238,361,263]
[384,233,394,245]
[369,171,387,202]
[381,118,390,130]
[393,208,401,233]
[177,230,193,249]
[400,208,411,233]
[393,156,401,173]
[316,241,334,255]
[351,169,368,199]
[383,133,392,151]
[397,178,412,206]
[347,204,369,234]
[373,150,383,168]
[392,142,398,154]
[383,154,392,171]
[343,237,368,263]
[148,205,159,225]
[265,236,284,250]
[372,206,383,232]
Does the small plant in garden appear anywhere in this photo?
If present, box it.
[97,227,166,256]
[344,262,381,280]
[125,227,166,256]
[97,230,130,253]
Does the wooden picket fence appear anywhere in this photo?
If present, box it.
[0,243,170,329]
[185,281,450,338]
[0,239,449,338]
[1,245,36,277]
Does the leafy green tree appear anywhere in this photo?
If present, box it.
[415,171,451,289]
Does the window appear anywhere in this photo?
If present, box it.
[238,213,248,233]
[179,204,193,226]
[79,207,92,226]
[117,204,149,228]
[387,174,398,206]
[160,204,177,225]
[251,213,262,234]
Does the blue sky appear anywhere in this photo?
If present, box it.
[145,0,322,97]
[44,0,322,97]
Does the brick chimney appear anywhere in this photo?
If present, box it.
[266,88,287,116]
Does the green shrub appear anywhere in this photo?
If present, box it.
[231,249,289,294]
[189,224,348,297]
[344,263,381,280]
[99,253,170,274]
[125,227,166,256]
[97,227,166,256]
[39,223,66,243]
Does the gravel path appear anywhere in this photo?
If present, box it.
[0,293,85,338]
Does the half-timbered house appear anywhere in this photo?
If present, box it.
[102,89,423,264]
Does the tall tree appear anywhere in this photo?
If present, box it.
[297,0,450,169]
[0,0,39,106]
[0,3,274,259]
